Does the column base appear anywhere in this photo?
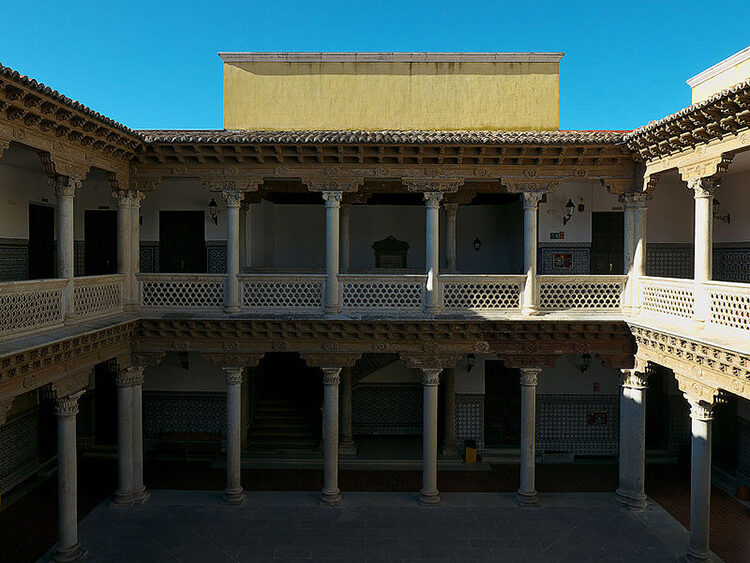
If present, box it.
[112,488,149,506]
[419,489,441,506]
[681,550,712,562]
[339,439,358,456]
[325,305,341,316]
[424,306,441,316]
[615,488,648,510]
[516,490,539,507]
[54,542,87,562]
[522,306,541,316]
[223,305,241,315]
[320,489,342,506]
[223,487,246,505]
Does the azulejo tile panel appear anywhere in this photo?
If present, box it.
[0,409,40,494]
[206,241,227,274]
[0,239,28,281]
[457,394,485,453]
[536,394,618,456]
[143,391,226,449]
[352,383,422,434]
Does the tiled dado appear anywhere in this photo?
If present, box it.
[536,394,619,456]
[538,242,590,275]
[139,241,227,274]
[143,391,226,449]
[0,409,40,494]
[140,241,160,273]
[647,242,750,282]
[352,383,422,435]
[0,238,28,282]
[456,393,485,453]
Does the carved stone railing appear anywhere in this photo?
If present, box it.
[240,274,325,311]
[340,274,425,311]
[705,281,750,334]
[138,274,225,309]
[440,275,524,310]
[640,276,695,320]
[0,278,66,338]
[71,274,124,319]
[538,275,627,311]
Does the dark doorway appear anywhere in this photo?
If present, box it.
[484,360,521,447]
[645,367,669,449]
[28,204,55,279]
[591,212,624,274]
[94,363,117,446]
[713,394,738,473]
[84,210,117,275]
[159,211,206,273]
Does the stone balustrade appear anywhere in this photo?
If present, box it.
[71,274,125,320]
[0,278,66,338]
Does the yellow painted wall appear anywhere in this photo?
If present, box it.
[691,57,750,103]
[223,62,559,131]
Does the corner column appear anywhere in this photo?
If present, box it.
[113,370,134,503]
[53,176,82,316]
[223,190,245,314]
[424,192,443,314]
[339,367,357,455]
[518,368,541,506]
[420,368,442,505]
[688,178,716,325]
[54,388,87,561]
[444,203,458,272]
[322,191,342,314]
[619,193,649,314]
[521,192,542,315]
[223,367,245,504]
[615,368,649,509]
[321,367,342,505]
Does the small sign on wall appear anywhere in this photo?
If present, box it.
[549,231,565,239]
[553,253,572,269]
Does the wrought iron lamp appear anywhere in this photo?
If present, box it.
[208,197,219,225]
[713,198,730,223]
[473,237,482,252]
[563,199,575,226]
[467,353,476,373]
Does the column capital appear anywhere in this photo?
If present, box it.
[54,390,85,417]
[321,190,343,206]
[222,366,244,386]
[222,190,245,208]
[618,191,651,209]
[50,174,83,198]
[520,191,543,209]
[686,396,716,422]
[321,367,341,385]
[620,369,648,389]
[115,366,146,388]
[443,202,459,215]
[0,399,14,426]
[687,177,719,199]
[519,367,542,386]
[112,189,144,209]
[423,191,444,207]
[421,368,442,386]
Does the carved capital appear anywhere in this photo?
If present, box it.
[202,352,265,369]
[302,177,363,193]
[50,174,83,198]
[301,353,361,369]
[54,390,85,417]
[115,366,145,388]
[223,367,244,386]
[321,367,341,386]
[401,354,461,370]
[685,395,716,422]
[443,202,459,216]
[321,191,343,206]
[112,189,144,209]
[519,368,541,386]
[423,191,444,207]
[520,191,543,210]
[620,369,648,389]
[0,399,14,425]
[687,177,718,199]
[618,191,650,209]
[403,178,464,193]
[222,190,245,208]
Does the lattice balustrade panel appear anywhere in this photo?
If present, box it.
[641,283,694,319]
[442,281,521,309]
[539,280,624,310]
[342,280,423,309]
[0,287,63,335]
[141,280,224,308]
[708,288,750,332]
[242,280,323,308]
[73,282,122,318]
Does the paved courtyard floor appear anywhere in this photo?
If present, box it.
[41,491,712,562]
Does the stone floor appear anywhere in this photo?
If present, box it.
[40,491,704,562]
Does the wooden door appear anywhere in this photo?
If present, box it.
[28,204,55,279]
[84,210,118,275]
[591,212,624,274]
[159,211,206,273]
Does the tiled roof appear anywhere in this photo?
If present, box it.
[0,62,138,138]
[139,129,627,145]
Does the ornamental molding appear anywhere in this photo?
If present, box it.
[201,352,265,369]
[45,369,91,400]
[679,154,733,183]
[115,365,145,388]
[503,179,560,194]
[300,353,361,369]
[642,130,744,178]
[400,354,461,370]
[403,178,464,193]
[127,351,165,368]
[301,176,364,193]
[629,323,750,400]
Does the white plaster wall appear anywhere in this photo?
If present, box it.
[359,360,421,384]
[647,175,694,243]
[143,352,225,392]
[0,156,56,239]
[536,355,621,395]
[714,169,750,243]
[453,205,523,274]
[454,355,488,394]
[74,169,117,238]
[538,181,620,244]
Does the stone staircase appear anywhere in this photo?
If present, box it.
[246,398,320,455]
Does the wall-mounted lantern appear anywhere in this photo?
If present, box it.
[577,353,592,374]
[208,197,219,225]
[713,199,730,223]
[563,199,575,226]
[467,353,476,373]
[473,237,482,252]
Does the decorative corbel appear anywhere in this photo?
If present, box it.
[400,354,462,370]
[37,151,90,182]
[402,178,464,193]
[43,369,92,400]
[300,353,362,369]
[502,178,560,194]
[496,355,557,369]
[201,352,265,369]
[200,175,264,193]
[678,154,734,183]
[130,176,162,193]
[301,176,364,193]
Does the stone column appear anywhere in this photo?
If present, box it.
[616,369,649,509]
[55,391,86,561]
[521,192,542,315]
[321,367,342,505]
[130,367,147,503]
[441,367,458,457]
[689,178,716,325]
[424,192,443,313]
[223,367,245,504]
[53,176,81,316]
[340,202,351,274]
[339,367,357,455]
[113,371,134,504]
[632,197,647,312]
[223,191,245,314]
[684,396,716,562]
[518,368,541,506]
[323,191,342,314]
[113,190,132,303]
[444,203,458,272]
[129,191,144,306]
[420,368,442,505]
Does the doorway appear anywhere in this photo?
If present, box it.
[28,204,55,279]
[645,367,669,450]
[159,211,206,273]
[94,363,117,446]
[591,212,624,274]
[84,210,118,275]
[484,360,521,447]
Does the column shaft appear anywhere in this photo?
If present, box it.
[54,178,78,317]
[323,192,342,314]
[518,368,540,505]
[321,368,342,505]
[55,392,86,561]
[685,399,714,562]
[445,203,458,273]
[420,369,441,505]
[340,203,351,274]
[616,370,648,509]
[129,191,142,306]
[114,382,134,502]
[114,193,132,303]
[632,205,647,310]
[224,368,245,504]
[522,193,541,315]
[131,381,147,501]
[691,179,714,324]
[223,191,244,313]
[424,193,442,313]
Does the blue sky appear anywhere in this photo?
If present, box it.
[0,1,747,131]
